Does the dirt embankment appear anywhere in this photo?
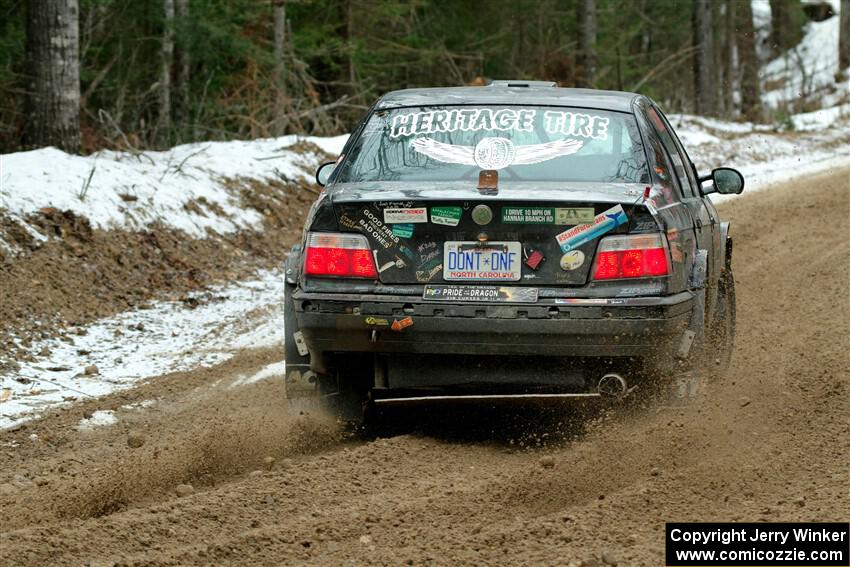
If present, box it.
[0,167,847,566]
[0,168,323,367]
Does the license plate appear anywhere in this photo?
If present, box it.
[423,285,539,303]
[443,241,521,281]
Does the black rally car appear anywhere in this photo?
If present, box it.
[284,81,743,418]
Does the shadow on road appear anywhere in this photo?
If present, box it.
[362,398,616,447]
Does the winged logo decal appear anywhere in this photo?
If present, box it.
[410,136,584,170]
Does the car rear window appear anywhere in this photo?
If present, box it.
[336,105,649,184]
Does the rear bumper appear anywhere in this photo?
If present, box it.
[292,290,695,359]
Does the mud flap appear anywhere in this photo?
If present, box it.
[673,286,706,401]
[284,279,316,399]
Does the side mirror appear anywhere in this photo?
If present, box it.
[316,161,337,187]
[699,167,744,195]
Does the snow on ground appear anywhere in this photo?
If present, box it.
[230,361,288,389]
[76,410,118,430]
[0,269,286,428]
[669,103,850,202]
[0,134,347,242]
[760,0,848,110]
[1,103,848,427]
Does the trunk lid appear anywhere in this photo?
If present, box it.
[329,181,655,287]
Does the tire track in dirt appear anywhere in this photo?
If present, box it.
[0,167,847,566]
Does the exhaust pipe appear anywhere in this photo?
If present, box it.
[597,373,628,398]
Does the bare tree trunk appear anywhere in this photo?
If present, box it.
[576,0,597,87]
[725,0,738,117]
[715,1,728,117]
[769,0,804,54]
[840,0,850,75]
[737,0,762,122]
[693,0,717,115]
[159,0,174,144]
[23,0,81,152]
[273,0,287,136]
[173,0,190,137]
[346,0,358,98]
[769,0,784,53]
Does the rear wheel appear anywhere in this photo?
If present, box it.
[285,366,372,426]
[670,268,737,401]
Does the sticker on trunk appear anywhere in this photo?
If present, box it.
[430,206,462,226]
[502,207,555,224]
[384,207,427,224]
[555,204,628,252]
[423,285,539,303]
[415,258,442,282]
[373,251,406,273]
[391,316,414,331]
[391,223,415,238]
[555,207,595,225]
[559,250,585,270]
[500,206,596,225]
[359,208,399,250]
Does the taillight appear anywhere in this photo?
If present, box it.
[592,234,670,280]
[304,232,377,278]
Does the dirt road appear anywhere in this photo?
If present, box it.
[1,168,848,566]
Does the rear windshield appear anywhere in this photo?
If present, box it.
[336,105,649,184]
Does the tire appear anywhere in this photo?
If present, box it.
[673,269,737,400]
[325,370,371,425]
[707,268,736,378]
[287,371,364,420]
[285,368,371,427]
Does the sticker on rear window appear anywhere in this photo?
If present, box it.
[411,136,584,171]
[554,204,628,252]
[389,108,610,141]
[390,108,536,138]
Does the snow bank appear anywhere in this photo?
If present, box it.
[669,102,850,201]
[1,269,286,428]
[761,0,849,110]
[0,135,347,238]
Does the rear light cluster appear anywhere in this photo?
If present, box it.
[304,232,377,278]
[592,234,670,280]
